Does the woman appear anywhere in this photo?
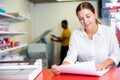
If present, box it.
[52,2,120,74]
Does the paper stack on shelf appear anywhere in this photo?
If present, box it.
[0,59,42,80]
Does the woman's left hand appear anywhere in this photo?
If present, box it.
[96,62,108,71]
[96,58,114,71]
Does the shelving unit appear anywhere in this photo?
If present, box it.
[0,13,42,79]
[0,12,29,54]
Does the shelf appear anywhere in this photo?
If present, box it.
[0,44,28,53]
[0,32,27,37]
[0,12,29,23]
[0,32,27,36]
[106,3,120,8]
[0,13,15,19]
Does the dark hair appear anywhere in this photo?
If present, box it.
[76,2,100,24]
[76,2,95,16]
[61,20,68,29]
[62,20,68,25]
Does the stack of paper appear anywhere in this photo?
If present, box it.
[57,61,109,76]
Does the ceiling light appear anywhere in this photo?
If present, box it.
[57,0,73,1]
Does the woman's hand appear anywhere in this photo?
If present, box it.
[96,58,115,71]
[51,61,70,74]
[96,62,108,71]
[51,64,61,74]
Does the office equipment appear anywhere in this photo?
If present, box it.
[25,29,54,68]
[28,43,48,68]
[0,59,42,80]
[28,43,46,59]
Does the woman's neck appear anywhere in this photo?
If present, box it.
[85,24,98,40]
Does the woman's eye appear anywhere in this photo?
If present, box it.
[86,15,90,18]
[79,18,83,21]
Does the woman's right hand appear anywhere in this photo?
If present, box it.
[51,64,61,74]
[51,61,70,74]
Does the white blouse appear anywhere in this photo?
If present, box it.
[64,24,120,65]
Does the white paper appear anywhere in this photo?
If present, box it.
[57,61,109,76]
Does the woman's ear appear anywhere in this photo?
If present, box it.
[95,11,98,18]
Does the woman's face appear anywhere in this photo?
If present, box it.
[77,9,96,30]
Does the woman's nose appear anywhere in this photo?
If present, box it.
[83,18,88,24]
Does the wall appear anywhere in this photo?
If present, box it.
[32,1,98,64]
[33,1,98,39]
